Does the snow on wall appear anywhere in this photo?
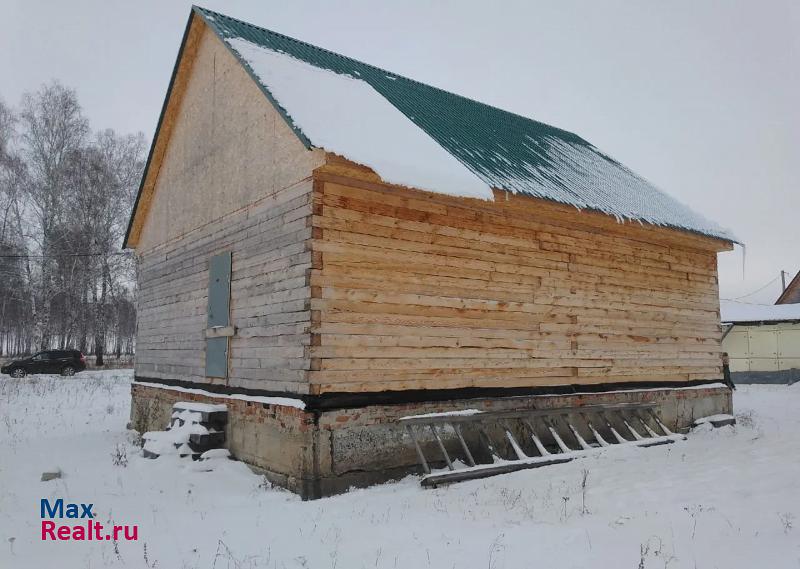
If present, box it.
[133,381,307,410]
[227,37,493,200]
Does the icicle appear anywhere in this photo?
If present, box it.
[741,243,747,281]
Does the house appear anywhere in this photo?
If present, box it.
[126,6,736,498]
[776,270,800,304]
[720,300,800,384]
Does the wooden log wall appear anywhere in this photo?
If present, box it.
[135,180,315,394]
[133,20,324,394]
[309,164,731,395]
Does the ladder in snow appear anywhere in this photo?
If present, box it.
[399,403,684,488]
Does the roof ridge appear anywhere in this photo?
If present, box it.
[195,7,371,73]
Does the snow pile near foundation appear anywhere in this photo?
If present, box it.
[190,449,233,472]
[143,409,209,457]
[143,420,208,457]
[694,413,736,425]
[200,449,231,460]
[226,37,493,200]
[171,409,203,424]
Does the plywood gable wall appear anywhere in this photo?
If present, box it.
[134,18,324,252]
[133,19,324,393]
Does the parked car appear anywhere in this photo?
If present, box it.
[1,350,87,378]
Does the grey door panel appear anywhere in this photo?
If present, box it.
[206,337,229,378]
[206,251,232,378]
[207,251,232,328]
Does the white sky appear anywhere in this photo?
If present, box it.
[2,0,798,303]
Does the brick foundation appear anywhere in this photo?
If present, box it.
[130,381,732,499]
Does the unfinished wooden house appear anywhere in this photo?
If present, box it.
[127,7,736,497]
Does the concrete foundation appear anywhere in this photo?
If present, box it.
[130,381,732,499]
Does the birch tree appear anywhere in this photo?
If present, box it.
[0,83,145,359]
[0,99,32,354]
[19,82,89,350]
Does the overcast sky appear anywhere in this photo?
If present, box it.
[3,0,798,303]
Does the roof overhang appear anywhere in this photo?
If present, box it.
[123,10,201,249]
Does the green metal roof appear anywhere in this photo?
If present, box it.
[193,6,733,242]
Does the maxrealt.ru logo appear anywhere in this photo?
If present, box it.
[40,499,138,541]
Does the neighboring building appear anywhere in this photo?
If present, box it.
[721,300,800,384]
[776,270,800,304]
[127,6,736,497]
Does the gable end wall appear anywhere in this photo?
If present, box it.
[777,283,800,304]
[134,21,324,393]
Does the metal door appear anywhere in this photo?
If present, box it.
[206,251,232,378]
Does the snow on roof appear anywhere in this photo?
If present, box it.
[720,300,800,324]
[227,38,493,200]
[197,7,735,242]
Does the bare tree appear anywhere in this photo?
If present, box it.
[0,83,146,361]
[19,82,89,350]
[0,99,33,355]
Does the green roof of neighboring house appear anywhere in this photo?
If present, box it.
[131,6,734,244]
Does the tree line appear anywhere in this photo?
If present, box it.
[0,82,147,364]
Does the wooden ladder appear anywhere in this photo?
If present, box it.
[399,403,684,488]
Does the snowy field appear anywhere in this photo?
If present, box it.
[1,371,798,568]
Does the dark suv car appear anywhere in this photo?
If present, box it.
[1,350,87,378]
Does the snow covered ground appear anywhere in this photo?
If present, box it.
[1,370,798,568]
